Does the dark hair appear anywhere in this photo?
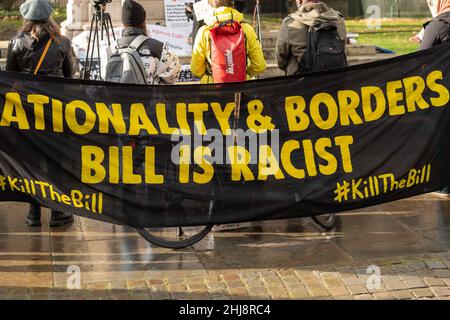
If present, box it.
[21,18,61,43]
[210,0,234,8]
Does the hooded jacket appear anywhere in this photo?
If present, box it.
[421,11,450,49]
[190,6,266,83]
[116,27,181,85]
[6,32,73,77]
[276,2,346,75]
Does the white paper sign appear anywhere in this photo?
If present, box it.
[163,0,193,56]
[193,0,213,21]
[164,0,193,29]
[147,24,192,57]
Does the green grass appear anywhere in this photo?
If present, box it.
[346,19,424,55]
[345,19,425,32]
[356,32,420,55]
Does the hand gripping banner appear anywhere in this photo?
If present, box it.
[1,42,450,228]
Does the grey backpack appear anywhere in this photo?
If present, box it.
[105,35,148,84]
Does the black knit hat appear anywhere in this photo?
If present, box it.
[122,0,146,26]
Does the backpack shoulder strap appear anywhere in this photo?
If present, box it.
[34,38,52,75]
[129,35,149,50]
[316,21,338,30]
[298,25,316,73]
[107,40,120,57]
[140,38,165,60]
[129,35,165,60]
[122,36,149,85]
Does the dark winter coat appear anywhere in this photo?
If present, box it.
[6,32,73,77]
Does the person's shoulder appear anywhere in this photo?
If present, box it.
[281,13,306,30]
[281,14,295,26]
[139,36,165,58]
[10,32,26,43]
[434,12,450,27]
[198,24,210,34]
[142,36,164,47]
[57,35,72,46]
[241,21,257,33]
[11,32,23,40]
[8,32,28,50]
[426,16,449,33]
[331,8,345,19]
[58,34,71,42]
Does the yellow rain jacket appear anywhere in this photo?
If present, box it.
[190,7,266,83]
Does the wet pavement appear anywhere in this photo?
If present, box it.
[1,193,450,300]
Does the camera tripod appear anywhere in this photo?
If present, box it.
[82,2,116,80]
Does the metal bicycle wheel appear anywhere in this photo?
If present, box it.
[136,225,214,249]
[136,186,220,249]
[134,146,223,249]
[312,213,336,230]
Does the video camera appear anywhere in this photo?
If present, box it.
[90,0,112,7]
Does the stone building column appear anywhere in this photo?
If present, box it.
[62,0,166,39]
[61,0,90,38]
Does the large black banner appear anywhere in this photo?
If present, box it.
[1,42,450,228]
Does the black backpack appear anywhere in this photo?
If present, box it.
[299,21,347,73]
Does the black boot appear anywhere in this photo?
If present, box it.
[49,210,74,227]
[26,203,41,226]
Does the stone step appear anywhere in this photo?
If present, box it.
[263,48,277,60]
[261,64,284,79]
[348,53,397,64]
[0,41,8,58]
[347,44,377,56]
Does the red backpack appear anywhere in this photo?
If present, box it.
[209,19,247,83]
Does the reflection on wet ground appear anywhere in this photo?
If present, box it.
[0,193,450,299]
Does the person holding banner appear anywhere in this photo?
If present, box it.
[190,0,266,83]
[5,0,75,227]
[420,0,450,49]
[419,0,450,196]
